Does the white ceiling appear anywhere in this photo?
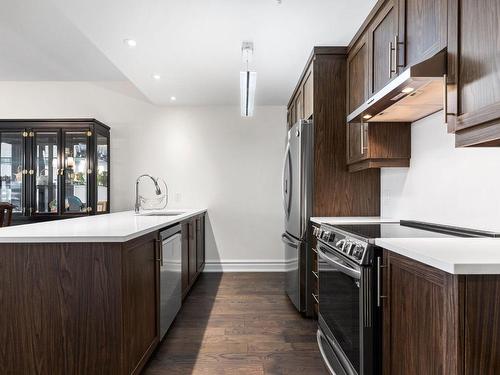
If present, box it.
[0,0,125,81]
[2,0,377,106]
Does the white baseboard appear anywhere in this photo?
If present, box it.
[204,260,291,272]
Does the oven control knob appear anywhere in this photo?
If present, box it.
[335,239,346,250]
[344,241,354,254]
[312,227,318,236]
[352,245,364,260]
[322,231,331,241]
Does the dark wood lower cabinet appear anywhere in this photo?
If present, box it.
[182,213,206,298]
[123,233,160,375]
[382,250,500,375]
[0,213,206,374]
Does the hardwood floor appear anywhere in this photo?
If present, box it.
[142,272,327,375]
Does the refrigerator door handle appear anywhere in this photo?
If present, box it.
[281,233,299,248]
[282,141,291,216]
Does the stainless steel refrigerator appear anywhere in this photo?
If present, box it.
[281,119,313,312]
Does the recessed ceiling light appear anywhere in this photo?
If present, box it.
[362,114,372,120]
[152,74,161,80]
[170,96,176,101]
[123,39,137,48]
[402,87,415,94]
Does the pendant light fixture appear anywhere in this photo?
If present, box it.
[240,41,256,117]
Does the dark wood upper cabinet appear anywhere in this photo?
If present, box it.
[347,121,368,164]
[347,35,369,114]
[399,0,447,69]
[295,88,304,122]
[303,67,314,120]
[347,121,411,172]
[369,0,399,94]
[448,0,500,147]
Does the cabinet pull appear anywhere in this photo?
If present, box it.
[389,41,394,78]
[312,293,319,304]
[377,257,387,307]
[28,169,34,175]
[312,270,319,279]
[360,122,365,156]
[443,74,456,126]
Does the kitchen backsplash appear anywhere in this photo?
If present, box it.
[381,111,500,232]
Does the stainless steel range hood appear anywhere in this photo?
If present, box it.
[347,50,447,123]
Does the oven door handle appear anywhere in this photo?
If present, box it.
[318,246,361,280]
[317,330,337,375]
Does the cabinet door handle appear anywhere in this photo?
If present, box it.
[312,293,319,304]
[389,41,394,78]
[377,257,387,307]
[360,122,365,156]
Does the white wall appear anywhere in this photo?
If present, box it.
[0,81,287,269]
[381,111,500,232]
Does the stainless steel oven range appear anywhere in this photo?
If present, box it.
[314,224,382,375]
[313,220,476,375]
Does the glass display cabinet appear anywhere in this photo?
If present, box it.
[0,119,110,224]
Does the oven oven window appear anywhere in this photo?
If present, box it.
[319,250,360,373]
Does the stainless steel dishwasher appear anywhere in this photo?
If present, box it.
[159,224,182,339]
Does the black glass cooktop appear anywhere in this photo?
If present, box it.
[331,222,466,240]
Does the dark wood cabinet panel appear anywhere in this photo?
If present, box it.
[399,0,447,68]
[0,242,123,375]
[347,122,411,172]
[382,252,454,375]
[347,36,369,114]
[382,250,500,375]
[196,216,205,273]
[181,214,205,298]
[369,0,399,94]
[188,218,197,284]
[449,0,500,146]
[290,102,296,127]
[181,222,189,297]
[347,122,367,164]
[295,88,304,121]
[122,233,159,375]
[303,68,314,120]
[312,52,380,217]
[464,275,500,374]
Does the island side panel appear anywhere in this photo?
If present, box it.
[0,242,123,375]
[464,275,500,374]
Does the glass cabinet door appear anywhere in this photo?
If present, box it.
[63,131,89,214]
[34,132,59,214]
[0,132,25,213]
[96,133,109,213]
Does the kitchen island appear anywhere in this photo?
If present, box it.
[0,209,207,375]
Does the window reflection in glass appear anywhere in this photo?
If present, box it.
[64,132,87,212]
[0,133,24,212]
[96,134,108,213]
[35,132,58,213]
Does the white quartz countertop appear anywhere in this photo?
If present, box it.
[0,209,207,243]
[375,238,500,274]
[310,216,398,225]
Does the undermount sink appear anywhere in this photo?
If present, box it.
[138,211,185,217]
